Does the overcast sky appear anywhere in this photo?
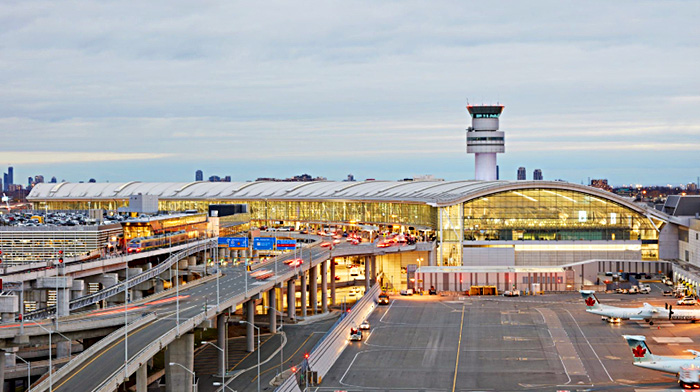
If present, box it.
[2,1,699,186]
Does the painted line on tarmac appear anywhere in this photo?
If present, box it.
[564,309,615,383]
[451,304,465,392]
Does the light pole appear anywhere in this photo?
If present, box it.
[239,320,260,392]
[168,362,196,392]
[124,261,129,383]
[265,306,284,375]
[202,341,226,389]
[15,354,30,392]
[27,321,71,392]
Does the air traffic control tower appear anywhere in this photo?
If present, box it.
[466,105,505,181]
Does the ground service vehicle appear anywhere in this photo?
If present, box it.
[429,286,437,295]
[677,296,698,306]
[378,293,390,305]
[400,288,414,296]
[679,365,700,389]
[349,327,362,341]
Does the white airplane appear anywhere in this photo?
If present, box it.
[623,334,700,376]
[660,302,700,323]
[580,290,661,324]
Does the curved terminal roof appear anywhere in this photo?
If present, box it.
[27,180,671,220]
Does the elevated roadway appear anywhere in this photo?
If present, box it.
[17,238,433,391]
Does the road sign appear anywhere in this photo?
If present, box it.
[218,237,249,249]
[253,237,275,251]
[276,239,297,249]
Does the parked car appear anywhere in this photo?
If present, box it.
[359,320,370,330]
[504,290,520,297]
[663,290,674,296]
[400,288,414,296]
[677,296,698,306]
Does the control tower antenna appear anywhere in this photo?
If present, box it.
[466,104,505,181]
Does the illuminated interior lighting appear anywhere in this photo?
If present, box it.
[512,191,538,202]
[542,190,576,202]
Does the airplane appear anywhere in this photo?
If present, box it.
[580,290,661,324]
[658,302,700,323]
[623,335,700,387]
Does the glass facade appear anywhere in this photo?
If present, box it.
[462,188,658,259]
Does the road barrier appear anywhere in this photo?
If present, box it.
[276,283,380,391]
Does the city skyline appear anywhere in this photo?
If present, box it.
[2,1,699,186]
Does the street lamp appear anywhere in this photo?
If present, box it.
[27,320,71,392]
[202,341,226,389]
[264,306,284,375]
[239,321,260,392]
[168,362,196,392]
[15,354,31,392]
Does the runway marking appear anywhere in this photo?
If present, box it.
[652,337,693,343]
[564,309,615,383]
[379,300,395,323]
[451,304,465,392]
[54,321,154,390]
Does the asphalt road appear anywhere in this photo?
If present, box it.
[319,285,696,392]
[51,244,336,391]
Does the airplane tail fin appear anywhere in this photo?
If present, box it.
[623,335,654,363]
[580,290,602,310]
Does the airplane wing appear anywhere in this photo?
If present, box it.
[687,349,700,358]
[642,303,659,313]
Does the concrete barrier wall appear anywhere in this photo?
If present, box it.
[307,283,379,378]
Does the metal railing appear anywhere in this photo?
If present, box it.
[24,239,216,320]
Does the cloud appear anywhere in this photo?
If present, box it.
[0,151,175,165]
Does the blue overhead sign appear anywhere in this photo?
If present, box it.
[253,237,275,251]
[218,237,248,249]
[276,239,297,249]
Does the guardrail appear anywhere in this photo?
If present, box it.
[25,239,216,320]
[276,284,381,391]
[31,312,157,392]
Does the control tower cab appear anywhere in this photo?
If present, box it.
[466,105,505,181]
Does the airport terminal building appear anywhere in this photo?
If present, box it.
[27,180,675,273]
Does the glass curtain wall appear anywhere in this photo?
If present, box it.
[462,188,659,259]
[438,204,463,266]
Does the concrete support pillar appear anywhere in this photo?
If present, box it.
[321,260,328,313]
[165,332,194,392]
[217,313,226,377]
[310,265,318,315]
[246,300,255,352]
[330,259,336,305]
[287,278,295,321]
[365,256,371,291]
[153,278,164,293]
[300,271,307,318]
[57,340,72,359]
[268,288,277,333]
[136,363,148,392]
[57,287,70,318]
[371,256,377,283]
[188,256,197,268]
[0,350,5,392]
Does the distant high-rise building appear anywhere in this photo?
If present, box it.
[517,167,526,180]
[688,182,698,191]
[7,166,13,190]
[344,174,356,182]
[195,170,203,181]
[88,178,96,183]
[50,176,57,183]
[35,175,45,184]
[533,169,543,181]
[27,176,33,187]
[209,175,221,182]
[223,176,231,182]
[590,179,612,192]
